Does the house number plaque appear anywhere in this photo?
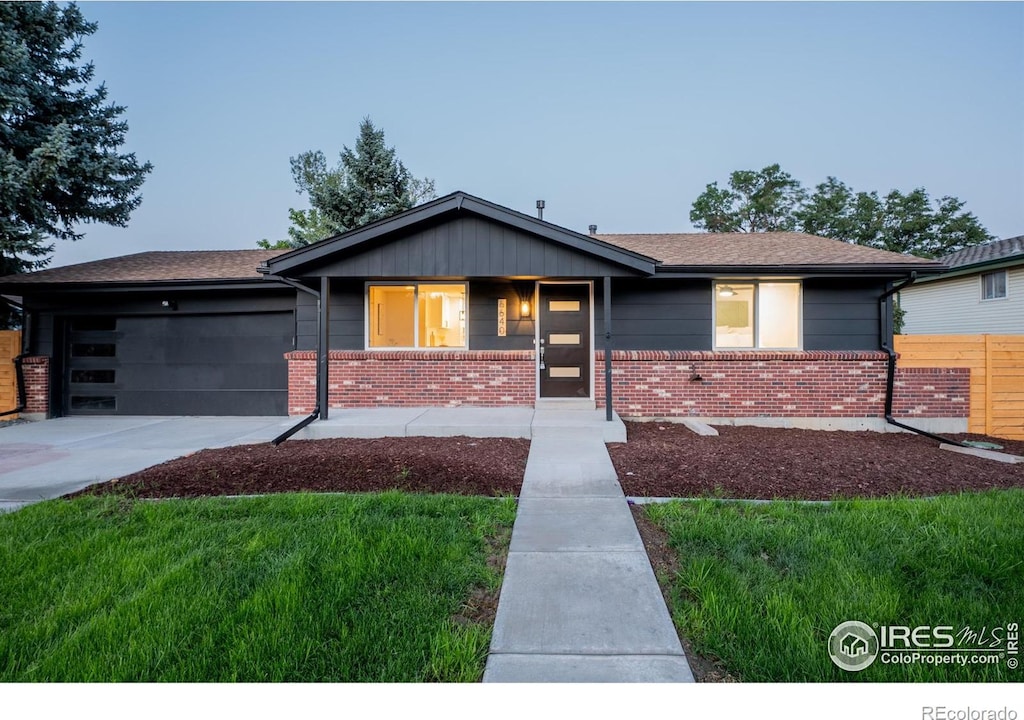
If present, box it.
[497,299,507,337]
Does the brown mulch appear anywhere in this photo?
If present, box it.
[610,422,1024,500]
[70,436,530,499]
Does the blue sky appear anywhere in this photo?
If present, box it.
[50,1,1024,267]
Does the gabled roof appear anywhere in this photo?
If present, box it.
[939,235,1024,269]
[260,191,658,276]
[0,250,285,286]
[595,232,941,271]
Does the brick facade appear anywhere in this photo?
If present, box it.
[285,349,969,420]
[592,350,969,419]
[22,355,50,417]
[285,350,535,414]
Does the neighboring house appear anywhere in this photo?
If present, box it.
[899,235,1024,334]
[0,191,969,431]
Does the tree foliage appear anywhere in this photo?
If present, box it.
[0,2,153,278]
[689,164,805,233]
[691,165,992,258]
[261,117,435,249]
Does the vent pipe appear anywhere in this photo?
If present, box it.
[536,200,545,220]
[589,225,597,235]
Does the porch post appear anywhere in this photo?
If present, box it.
[603,275,613,422]
[319,276,331,420]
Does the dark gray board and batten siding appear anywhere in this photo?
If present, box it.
[292,216,646,279]
[303,277,885,354]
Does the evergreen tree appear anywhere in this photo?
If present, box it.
[0,2,153,284]
[267,117,435,249]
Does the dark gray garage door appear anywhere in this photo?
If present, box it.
[65,313,292,416]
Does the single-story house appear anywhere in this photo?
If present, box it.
[0,191,970,431]
[899,235,1024,334]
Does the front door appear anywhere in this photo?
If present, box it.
[538,283,591,399]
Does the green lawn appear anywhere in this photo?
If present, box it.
[645,490,1024,682]
[0,492,515,682]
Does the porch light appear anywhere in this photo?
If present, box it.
[718,285,736,297]
[520,300,532,319]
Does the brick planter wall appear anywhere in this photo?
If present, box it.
[22,355,50,417]
[591,350,969,420]
[285,350,535,415]
[285,349,969,421]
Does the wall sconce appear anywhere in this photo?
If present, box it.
[520,299,531,319]
[161,300,178,311]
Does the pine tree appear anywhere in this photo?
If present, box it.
[271,117,435,249]
[0,2,153,280]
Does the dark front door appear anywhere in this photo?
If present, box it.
[538,283,591,398]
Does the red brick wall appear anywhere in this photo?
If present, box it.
[22,355,50,416]
[592,350,969,419]
[285,349,969,419]
[285,350,535,414]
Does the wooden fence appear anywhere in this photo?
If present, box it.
[894,334,1024,440]
[0,331,21,420]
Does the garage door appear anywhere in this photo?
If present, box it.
[65,313,292,416]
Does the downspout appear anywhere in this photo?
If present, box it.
[261,274,322,445]
[879,273,968,447]
[0,297,28,418]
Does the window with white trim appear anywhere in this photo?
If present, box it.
[981,270,1007,300]
[367,283,467,349]
[714,281,801,350]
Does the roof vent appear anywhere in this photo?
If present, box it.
[536,200,545,220]
[589,225,597,235]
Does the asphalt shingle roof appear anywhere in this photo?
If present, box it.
[0,231,940,287]
[0,250,285,285]
[939,236,1024,269]
[594,232,938,267]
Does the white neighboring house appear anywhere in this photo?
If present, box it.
[899,235,1024,334]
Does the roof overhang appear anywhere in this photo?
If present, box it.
[259,191,658,277]
[652,262,947,278]
[0,278,291,295]
[910,255,1024,284]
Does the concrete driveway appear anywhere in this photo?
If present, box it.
[0,416,291,511]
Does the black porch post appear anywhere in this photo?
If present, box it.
[604,275,613,422]
[319,276,330,420]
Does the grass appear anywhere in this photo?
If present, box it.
[644,490,1024,682]
[0,492,515,682]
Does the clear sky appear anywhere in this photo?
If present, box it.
[48,1,1024,267]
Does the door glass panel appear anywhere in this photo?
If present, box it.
[70,317,117,332]
[71,343,116,357]
[71,369,115,384]
[549,366,582,378]
[70,396,116,410]
[549,300,580,312]
[549,333,581,345]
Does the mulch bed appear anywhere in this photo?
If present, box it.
[610,422,1024,500]
[71,436,530,499]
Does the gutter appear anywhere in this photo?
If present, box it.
[0,297,28,418]
[879,273,968,447]
[260,272,322,445]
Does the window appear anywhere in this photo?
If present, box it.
[981,271,1007,300]
[368,283,467,349]
[714,281,801,350]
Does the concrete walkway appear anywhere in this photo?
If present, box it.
[483,425,694,682]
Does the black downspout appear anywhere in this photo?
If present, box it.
[0,298,28,418]
[263,275,322,446]
[879,273,968,447]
